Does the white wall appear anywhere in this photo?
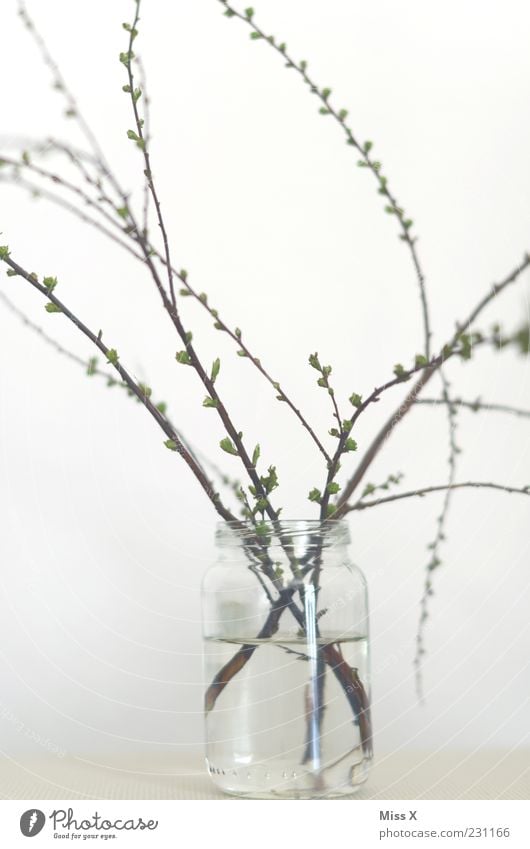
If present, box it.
[0,0,529,762]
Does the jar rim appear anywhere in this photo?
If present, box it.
[215,519,350,548]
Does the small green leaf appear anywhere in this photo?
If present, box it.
[308,352,321,371]
[117,206,129,219]
[414,354,428,367]
[338,108,348,120]
[179,289,191,296]
[224,8,236,17]
[363,140,373,153]
[319,107,331,115]
[393,363,410,381]
[220,437,238,456]
[119,50,134,67]
[321,87,332,99]
[185,331,193,343]
[252,444,260,466]
[22,150,30,165]
[156,401,168,414]
[234,327,242,339]
[327,481,341,495]
[250,31,262,40]
[326,504,337,517]
[164,439,178,451]
[86,357,97,376]
[236,349,247,357]
[43,275,58,291]
[344,437,358,453]
[176,350,192,365]
[210,358,221,383]
[106,348,119,365]
[132,88,142,103]
[6,269,17,277]
[308,487,322,504]
[203,396,218,408]
[255,521,271,538]
[0,246,10,261]
[44,302,62,313]
[244,7,254,18]
[122,84,132,93]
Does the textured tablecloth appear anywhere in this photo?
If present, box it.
[0,750,528,800]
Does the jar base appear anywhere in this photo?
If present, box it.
[206,755,371,799]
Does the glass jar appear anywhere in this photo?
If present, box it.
[201,520,372,799]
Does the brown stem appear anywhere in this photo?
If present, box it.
[335,252,530,511]
[219,0,431,360]
[2,254,237,523]
[125,1,176,307]
[343,481,530,513]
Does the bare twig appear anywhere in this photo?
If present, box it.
[416,397,530,419]
[414,375,459,702]
[343,481,530,513]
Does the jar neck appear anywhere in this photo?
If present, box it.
[215,519,350,557]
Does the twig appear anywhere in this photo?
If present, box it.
[0,171,140,261]
[416,397,530,419]
[219,0,431,359]
[124,1,176,306]
[414,375,459,702]
[343,481,530,513]
[334,252,530,512]
[2,140,332,464]
[1,252,237,522]
[17,1,126,206]
[136,56,151,238]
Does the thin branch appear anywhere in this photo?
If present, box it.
[219,0,431,359]
[0,287,214,485]
[343,481,530,513]
[124,1,176,306]
[1,252,237,523]
[334,252,530,513]
[136,56,151,238]
[0,171,141,261]
[0,155,132,245]
[17,1,126,206]
[414,375,459,702]
[2,141,331,464]
[416,397,530,419]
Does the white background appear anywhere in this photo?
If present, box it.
[0,0,529,764]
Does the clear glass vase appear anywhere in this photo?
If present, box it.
[201,520,372,799]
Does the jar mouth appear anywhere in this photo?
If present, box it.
[216,519,350,549]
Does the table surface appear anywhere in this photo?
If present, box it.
[0,750,528,800]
